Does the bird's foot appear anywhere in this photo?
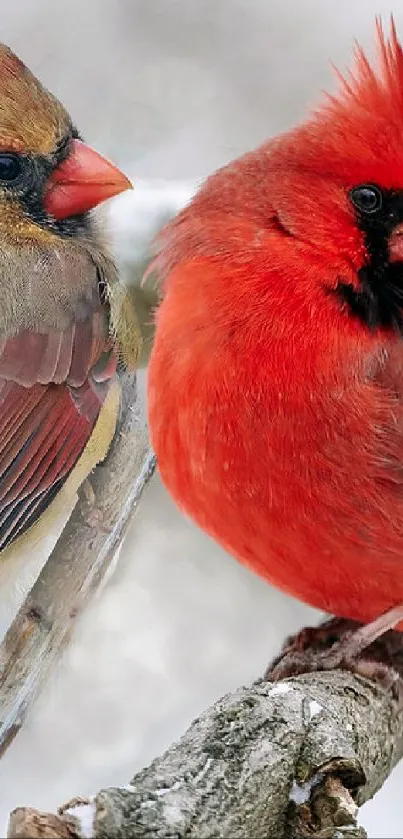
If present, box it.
[79,478,110,533]
[80,477,96,507]
[265,604,403,706]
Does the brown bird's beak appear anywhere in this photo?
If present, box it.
[44,139,132,220]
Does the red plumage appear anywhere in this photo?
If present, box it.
[148,19,403,627]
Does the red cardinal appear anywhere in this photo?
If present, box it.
[148,20,403,663]
[0,44,140,557]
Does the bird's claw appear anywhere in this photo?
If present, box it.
[265,616,403,708]
[80,478,110,533]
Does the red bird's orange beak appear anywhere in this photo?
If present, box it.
[44,139,132,220]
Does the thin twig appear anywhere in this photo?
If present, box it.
[0,371,155,757]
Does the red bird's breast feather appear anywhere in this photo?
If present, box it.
[148,233,403,626]
[148,20,403,625]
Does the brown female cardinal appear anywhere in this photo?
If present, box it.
[0,45,140,560]
[148,19,403,678]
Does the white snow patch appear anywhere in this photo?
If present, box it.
[268,683,292,697]
[64,800,95,839]
[289,779,314,805]
[308,700,323,720]
[289,773,323,805]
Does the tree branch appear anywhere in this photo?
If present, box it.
[7,641,403,838]
[0,370,155,758]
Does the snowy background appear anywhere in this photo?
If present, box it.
[0,1,403,836]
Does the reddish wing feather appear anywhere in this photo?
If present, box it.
[0,381,91,547]
[0,311,109,387]
[0,313,117,550]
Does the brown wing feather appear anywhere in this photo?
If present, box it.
[0,209,129,550]
[0,310,110,387]
[0,312,117,550]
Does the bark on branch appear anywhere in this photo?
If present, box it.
[7,647,403,838]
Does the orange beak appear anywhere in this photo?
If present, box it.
[44,139,132,220]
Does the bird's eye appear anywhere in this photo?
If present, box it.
[350,184,383,215]
[0,153,22,182]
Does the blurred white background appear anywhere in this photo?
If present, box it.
[0,2,402,836]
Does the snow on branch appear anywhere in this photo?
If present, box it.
[7,634,403,838]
